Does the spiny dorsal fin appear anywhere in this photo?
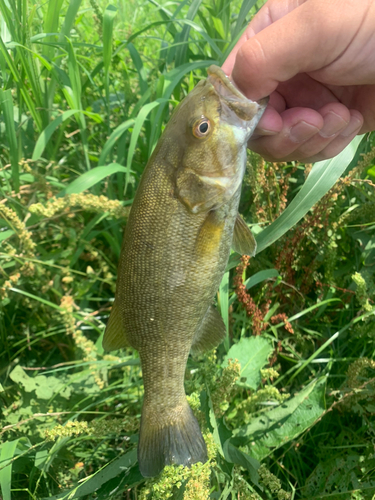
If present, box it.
[102,300,129,351]
[232,214,257,257]
[191,305,226,354]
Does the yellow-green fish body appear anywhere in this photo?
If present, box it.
[103,66,267,477]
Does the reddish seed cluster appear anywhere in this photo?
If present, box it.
[233,255,268,336]
[273,183,341,299]
[252,161,296,224]
[270,313,294,334]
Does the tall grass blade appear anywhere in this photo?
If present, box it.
[127,43,148,95]
[46,0,82,111]
[0,438,31,500]
[43,0,64,61]
[221,0,258,62]
[126,99,169,190]
[103,4,117,107]
[40,450,138,500]
[32,110,77,161]
[0,89,19,192]
[219,271,230,351]
[59,163,130,196]
[32,109,102,161]
[64,38,90,170]
[174,0,203,67]
[98,119,135,166]
[177,19,222,58]
[256,136,363,253]
[232,0,258,38]
[148,0,178,38]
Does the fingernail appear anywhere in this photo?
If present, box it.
[320,111,347,138]
[340,116,362,137]
[256,127,278,136]
[290,121,318,143]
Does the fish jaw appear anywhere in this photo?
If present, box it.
[207,64,268,141]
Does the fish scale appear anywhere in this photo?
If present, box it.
[103,65,268,477]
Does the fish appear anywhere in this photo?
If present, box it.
[102,65,268,477]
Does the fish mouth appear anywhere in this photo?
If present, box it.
[207,65,268,122]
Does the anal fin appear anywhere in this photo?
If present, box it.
[232,214,257,256]
[102,300,129,351]
[191,305,226,354]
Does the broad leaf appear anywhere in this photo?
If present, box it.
[234,376,326,460]
[222,336,273,390]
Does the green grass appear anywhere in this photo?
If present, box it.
[1,0,375,499]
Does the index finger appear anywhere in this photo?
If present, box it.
[222,0,306,76]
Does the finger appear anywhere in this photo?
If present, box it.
[248,107,323,160]
[305,110,363,162]
[222,0,308,75]
[230,0,363,100]
[277,74,339,110]
[294,103,351,158]
[251,104,283,138]
[250,109,363,162]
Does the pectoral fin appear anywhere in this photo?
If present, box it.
[232,214,257,257]
[191,305,226,354]
[102,300,129,351]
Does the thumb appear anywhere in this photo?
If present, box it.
[224,0,366,101]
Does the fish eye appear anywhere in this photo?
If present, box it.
[193,118,211,138]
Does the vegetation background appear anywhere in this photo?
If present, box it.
[0,0,374,498]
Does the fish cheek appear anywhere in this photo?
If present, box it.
[175,169,226,214]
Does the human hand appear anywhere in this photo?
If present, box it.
[222,0,375,162]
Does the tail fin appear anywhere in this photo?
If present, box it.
[138,400,208,477]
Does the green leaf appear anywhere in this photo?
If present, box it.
[202,390,225,458]
[127,42,148,95]
[234,377,327,460]
[0,437,32,500]
[256,136,363,253]
[222,337,273,390]
[9,365,72,399]
[0,230,15,242]
[103,5,117,76]
[223,441,260,487]
[42,450,137,500]
[0,89,19,192]
[32,110,77,161]
[126,99,169,190]
[34,449,49,470]
[58,163,130,196]
[98,119,135,166]
[229,269,280,306]
[0,440,18,500]
[303,454,375,498]
[174,0,204,66]
[218,271,230,351]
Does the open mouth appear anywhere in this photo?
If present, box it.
[207,65,268,121]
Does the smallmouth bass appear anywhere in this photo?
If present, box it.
[103,65,268,477]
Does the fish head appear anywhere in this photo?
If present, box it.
[166,65,268,212]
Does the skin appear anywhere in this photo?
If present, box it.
[222,0,375,162]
